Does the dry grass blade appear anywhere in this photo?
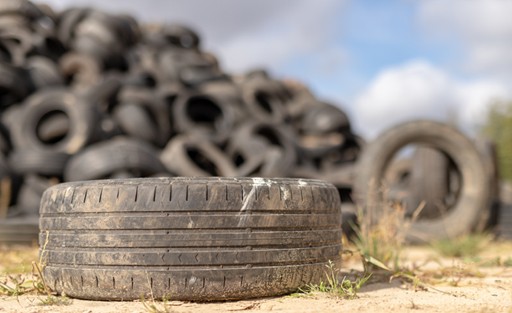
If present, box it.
[0,177,11,218]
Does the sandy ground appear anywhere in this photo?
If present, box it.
[1,244,512,313]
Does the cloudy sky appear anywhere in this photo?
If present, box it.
[41,0,512,139]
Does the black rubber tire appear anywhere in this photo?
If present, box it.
[8,149,70,177]
[11,89,100,154]
[353,120,492,242]
[172,90,236,142]
[0,121,11,154]
[64,137,166,182]
[228,122,297,177]
[59,52,101,88]
[0,216,39,244]
[161,24,200,49]
[241,78,287,124]
[26,56,64,89]
[15,175,55,216]
[0,62,32,110]
[382,158,418,213]
[299,103,350,136]
[57,8,90,46]
[114,86,170,147]
[160,134,237,177]
[36,112,69,143]
[475,138,501,230]
[226,135,279,177]
[39,177,342,301]
[409,147,450,219]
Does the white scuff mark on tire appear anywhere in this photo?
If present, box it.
[252,177,272,187]
[280,185,290,200]
[238,185,257,227]
[240,186,256,213]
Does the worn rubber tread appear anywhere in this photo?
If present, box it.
[42,263,326,301]
[40,177,342,301]
[40,229,340,248]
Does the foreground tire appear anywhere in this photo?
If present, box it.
[39,177,342,301]
[353,120,491,242]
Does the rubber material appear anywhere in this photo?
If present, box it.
[160,134,237,177]
[353,120,491,242]
[8,149,69,176]
[0,216,39,244]
[410,147,450,219]
[64,137,166,181]
[11,89,100,154]
[228,122,297,177]
[39,177,342,301]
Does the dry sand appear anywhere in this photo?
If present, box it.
[1,244,512,313]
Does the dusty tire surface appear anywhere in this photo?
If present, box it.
[353,120,491,242]
[39,177,342,301]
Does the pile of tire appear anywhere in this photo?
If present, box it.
[0,1,361,243]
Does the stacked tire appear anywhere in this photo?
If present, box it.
[0,1,360,243]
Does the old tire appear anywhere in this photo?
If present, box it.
[11,89,100,154]
[0,216,39,244]
[353,120,491,242]
[39,177,342,301]
[8,149,70,177]
[160,134,237,177]
[64,137,166,181]
[409,147,450,219]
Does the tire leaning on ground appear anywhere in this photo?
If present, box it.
[353,120,492,242]
[409,147,450,219]
[39,177,342,301]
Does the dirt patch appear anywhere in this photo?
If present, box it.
[1,243,512,313]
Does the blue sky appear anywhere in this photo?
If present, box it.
[42,0,512,138]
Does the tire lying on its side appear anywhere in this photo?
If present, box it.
[353,120,491,243]
[64,137,166,181]
[0,216,39,244]
[39,177,342,301]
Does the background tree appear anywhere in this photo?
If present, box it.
[482,101,512,181]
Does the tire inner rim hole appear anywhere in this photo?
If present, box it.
[233,151,245,166]
[254,91,274,114]
[255,126,282,147]
[186,146,221,176]
[35,110,70,145]
[384,144,462,221]
[185,96,222,128]
[0,85,15,103]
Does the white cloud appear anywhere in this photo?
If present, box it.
[212,0,346,72]
[418,0,512,78]
[353,60,510,139]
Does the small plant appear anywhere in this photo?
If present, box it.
[432,234,492,258]
[38,294,72,306]
[298,260,371,299]
[0,275,35,296]
[353,197,413,272]
[141,296,175,313]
